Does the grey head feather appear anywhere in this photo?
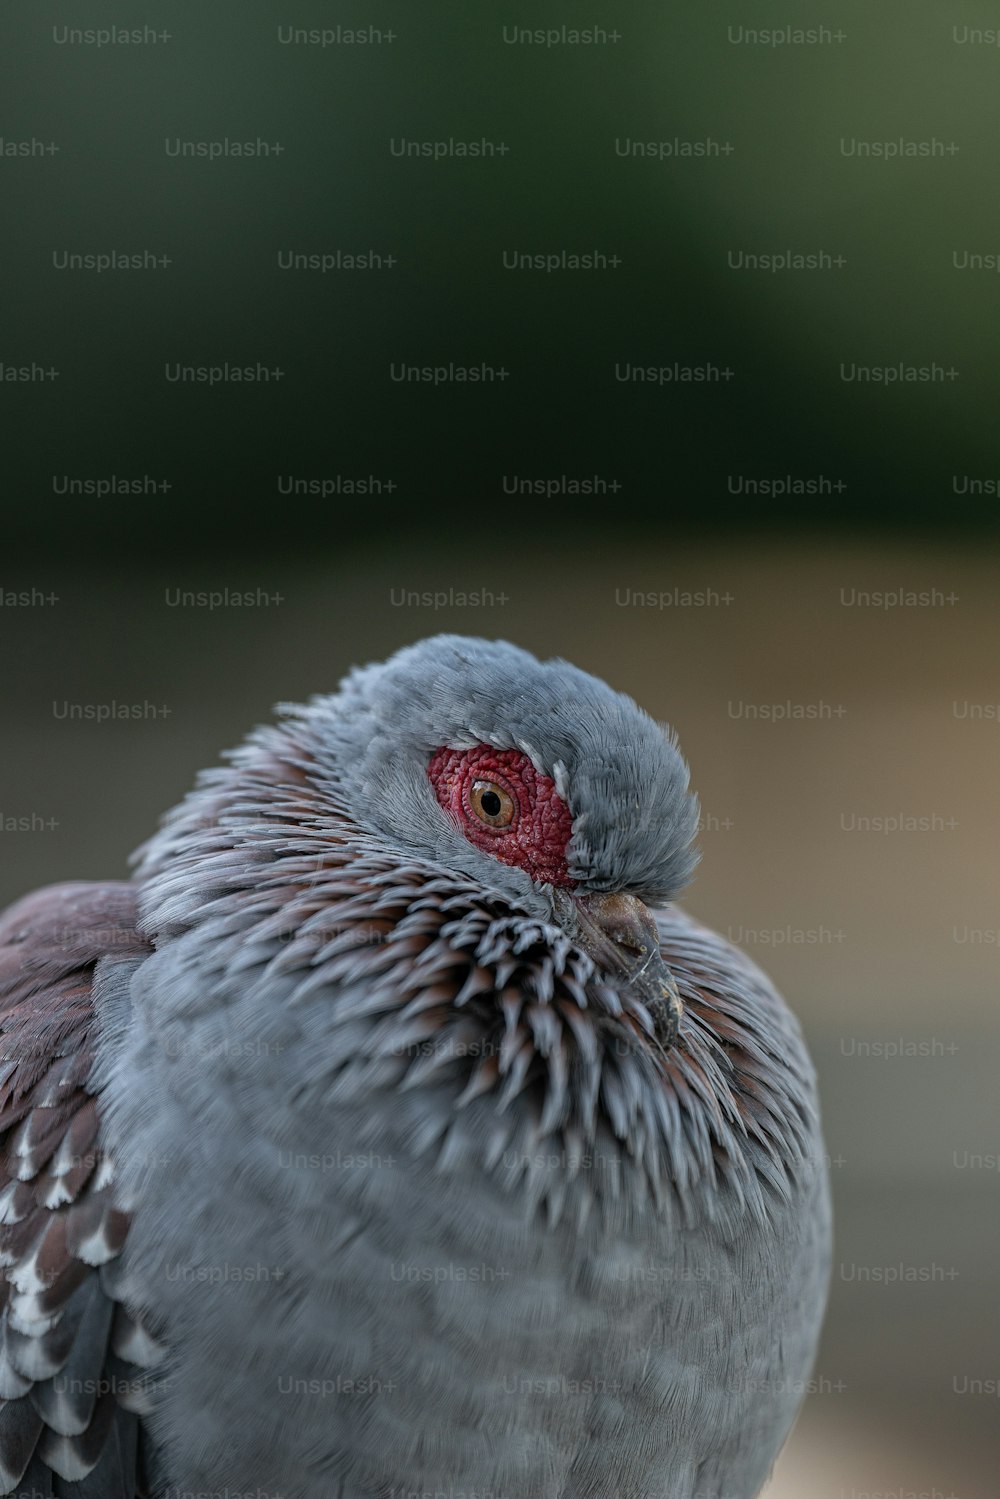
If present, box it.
[265,634,701,908]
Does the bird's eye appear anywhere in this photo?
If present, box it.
[469,779,515,829]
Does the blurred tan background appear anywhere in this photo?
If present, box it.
[1,535,995,1497]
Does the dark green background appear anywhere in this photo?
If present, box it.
[4,0,1000,558]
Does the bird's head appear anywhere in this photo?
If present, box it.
[137,635,699,1049]
[281,635,699,1044]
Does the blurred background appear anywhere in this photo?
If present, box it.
[2,2,998,1495]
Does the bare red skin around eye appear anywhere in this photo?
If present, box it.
[427,744,575,888]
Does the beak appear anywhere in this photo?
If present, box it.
[554,890,683,1047]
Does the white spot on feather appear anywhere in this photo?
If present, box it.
[37,1428,101,1483]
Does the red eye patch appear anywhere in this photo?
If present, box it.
[427,744,575,887]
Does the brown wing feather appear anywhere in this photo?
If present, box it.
[0,883,159,1498]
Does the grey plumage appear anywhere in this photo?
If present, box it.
[0,635,831,1498]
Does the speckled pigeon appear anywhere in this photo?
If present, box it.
[0,635,830,1499]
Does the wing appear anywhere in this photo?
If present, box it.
[0,883,160,1499]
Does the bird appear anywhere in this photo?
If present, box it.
[0,634,831,1499]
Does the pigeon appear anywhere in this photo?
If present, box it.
[0,635,831,1499]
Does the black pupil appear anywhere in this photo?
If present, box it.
[481,790,502,818]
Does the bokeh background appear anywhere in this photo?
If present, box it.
[3,3,999,1496]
